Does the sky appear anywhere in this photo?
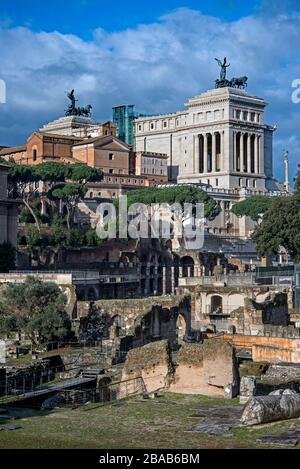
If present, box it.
[0,0,300,183]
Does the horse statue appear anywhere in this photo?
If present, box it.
[230,76,248,89]
[215,78,232,89]
[77,104,92,118]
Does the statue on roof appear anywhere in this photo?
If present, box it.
[65,90,92,117]
[215,57,230,82]
[214,58,248,89]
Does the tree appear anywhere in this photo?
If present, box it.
[66,164,102,184]
[52,183,88,230]
[7,164,41,232]
[252,192,300,261]
[0,277,71,345]
[118,186,221,220]
[231,196,276,222]
[0,242,16,272]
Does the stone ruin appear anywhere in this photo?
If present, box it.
[241,391,300,426]
[120,338,239,399]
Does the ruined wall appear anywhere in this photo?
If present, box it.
[170,339,239,398]
[121,340,172,395]
[210,334,300,364]
[77,295,191,341]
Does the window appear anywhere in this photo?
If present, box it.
[239,178,243,187]
[215,178,219,187]
[150,123,154,130]
[253,179,256,188]
[246,179,250,187]
[243,111,248,121]
[109,169,114,174]
[250,112,255,122]
[138,124,142,131]
[109,153,114,161]
[207,179,210,185]
[98,192,101,196]
[163,121,167,128]
[33,149,37,161]
[236,110,241,120]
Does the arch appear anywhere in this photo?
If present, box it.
[210,295,223,314]
[176,314,187,340]
[180,256,195,277]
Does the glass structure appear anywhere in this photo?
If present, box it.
[112,104,136,146]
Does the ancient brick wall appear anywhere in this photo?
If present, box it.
[121,340,172,395]
[210,334,300,364]
[170,340,239,398]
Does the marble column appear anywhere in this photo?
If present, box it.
[247,134,252,174]
[203,134,208,173]
[212,132,216,173]
[153,266,158,295]
[233,131,236,172]
[162,267,167,295]
[171,267,175,294]
[194,134,200,173]
[240,132,244,172]
[220,131,225,171]
[254,135,259,174]
[259,135,264,175]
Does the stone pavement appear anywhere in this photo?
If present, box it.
[188,405,244,437]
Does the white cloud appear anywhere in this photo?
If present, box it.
[0,7,300,182]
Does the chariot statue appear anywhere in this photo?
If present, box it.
[65,90,92,117]
[214,58,248,90]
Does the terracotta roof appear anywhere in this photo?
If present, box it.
[72,135,131,149]
[0,145,27,156]
[34,132,84,141]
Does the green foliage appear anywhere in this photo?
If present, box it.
[66,228,84,247]
[0,242,16,272]
[116,186,220,220]
[19,207,49,225]
[295,172,300,192]
[33,162,68,184]
[66,164,102,183]
[52,183,87,201]
[84,229,101,247]
[48,215,68,245]
[0,277,71,344]
[231,196,275,222]
[24,224,40,248]
[252,192,300,261]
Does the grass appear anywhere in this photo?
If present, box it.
[0,393,300,449]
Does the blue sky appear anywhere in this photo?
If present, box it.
[0,1,259,34]
[0,0,300,183]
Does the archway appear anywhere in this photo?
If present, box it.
[176,314,187,340]
[210,295,223,314]
[180,256,195,277]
